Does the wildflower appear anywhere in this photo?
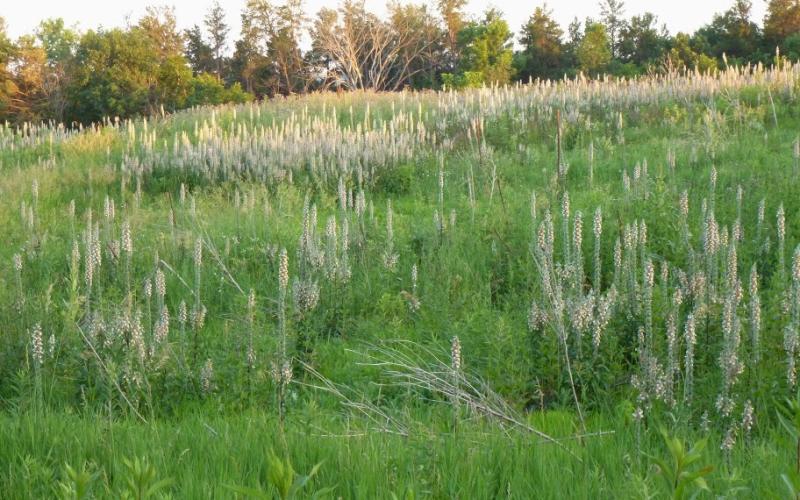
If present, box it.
[451,336,462,372]
[593,207,602,239]
[278,248,289,292]
[178,301,187,326]
[721,425,736,453]
[200,359,215,394]
[679,190,689,216]
[742,400,754,436]
[573,211,583,251]
[194,238,203,267]
[30,324,43,368]
[155,268,166,300]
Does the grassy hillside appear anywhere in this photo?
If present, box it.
[2,66,800,497]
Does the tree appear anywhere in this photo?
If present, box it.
[764,0,800,48]
[6,35,48,121]
[230,31,269,95]
[599,0,625,58]
[666,32,717,73]
[437,0,467,70]
[185,25,215,75]
[577,21,611,75]
[516,5,564,81]
[239,0,307,96]
[205,1,230,80]
[454,8,515,85]
[695,0,761,62]
[35,19,78,122]
[764,0,800,43]
[136,8,193,115]
[388,2,445,88]
[67,28,191,123]
[138,6,184,58]
[562,16,583,72]
[310,0,441,91]
[36,18,78,62]
[185,72,253,107]
[0,18,16,120]
[617,13,669,68]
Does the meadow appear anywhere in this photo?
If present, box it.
[2,64,800,498]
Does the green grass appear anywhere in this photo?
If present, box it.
[1,73,800,497]
[0,409,792,498]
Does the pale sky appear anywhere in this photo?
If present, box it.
[2,0,769,46]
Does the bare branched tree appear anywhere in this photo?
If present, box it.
[310,0,442,91]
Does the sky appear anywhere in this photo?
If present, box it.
[2,0,769,46]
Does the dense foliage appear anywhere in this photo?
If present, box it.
[1,59,800,496]
[3,1,800,124]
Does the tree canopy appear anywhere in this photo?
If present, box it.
[2,0,800,124]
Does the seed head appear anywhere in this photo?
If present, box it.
[121,220,133,254]
[792,245,800,282]
[194,238,203,267]
[279,248,289,292]
[155,268,166,299]
[30,324,43,368]
[450,336,462,372]
[593,207,602,239]
[742,400,754,436]
[679,191,689,216]
[200,359,215,394]
[178,300,187,326]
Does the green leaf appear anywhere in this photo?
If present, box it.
[224,484,271,499]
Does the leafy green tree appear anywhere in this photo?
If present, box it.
[516,5,565,81]
[455,9,515,85]
[666,32,718,73]
[136,7,193,114]
[186,72,253,107]
[185,25,216,75]
[764,0,800,49]
[617,13,669,68]
[561,16,583,72]
[67,28,191,123]
[784,32,800,59]
[230,33,270,95]
[695,0,762,63]
[34,19,78,122]
[577,22,611,75]
[36,18,78,63]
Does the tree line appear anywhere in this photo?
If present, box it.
[1,0,800,125]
